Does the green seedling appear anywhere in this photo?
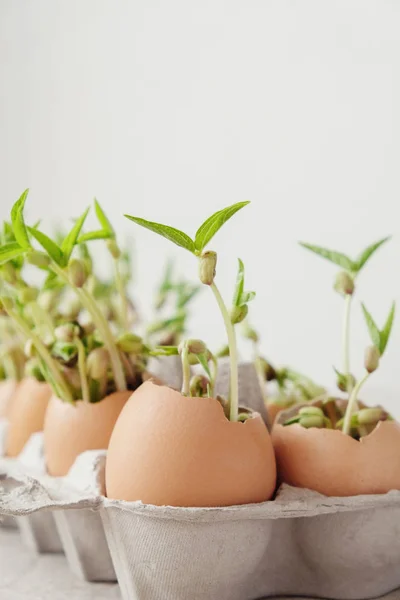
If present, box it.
[125,201,251,421]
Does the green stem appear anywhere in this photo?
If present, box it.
[113,258,129,331]
[76,337,90,403]
[342,372,370,435]
[181,344,191,396]
[51,263,127,392]
[343,294,353,393]
[6,308,74,403]
[210,352,218,397]
[254,342,268,405]
[210,282,239,422]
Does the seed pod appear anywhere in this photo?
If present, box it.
[336,371,356,392]
[230,304,248,325]
[364,345,380,373]
[27,251,51,268]
[62,297,81,320]
[18,287,39,304]
[179,339,207,356]
[242,323,259,343]
[86,347,109,379]
[298,406,324,417]
[24,339,36,358]
[356,407,383,426]
[258,358,277,382]
[199,251,217,286]
[25,359,45,382]
[38,290,59,313]
[69,259,88,288]
[1,263,18,284]
[299,414,325,428]
[216,345,230,358]
[189,374,210,397]
[107,239,121,259]
[334,271,355,296]
[117,333,143,354]
[55,323,80,343]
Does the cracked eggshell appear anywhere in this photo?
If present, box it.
[5,378,52,457]
[44,390,132,476]
[106,381,277,507]
[0,380,19,419]
[272,420,400,496]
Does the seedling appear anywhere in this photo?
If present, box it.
[300,237,390,394]
[125,201,251,421]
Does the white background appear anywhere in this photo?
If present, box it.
[1,1,399,414]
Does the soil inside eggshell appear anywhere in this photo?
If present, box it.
[272,419,400,496]
[44,389,132,477]
[0,379,19,419]
[105,381,277,507]
[5,378,53,457]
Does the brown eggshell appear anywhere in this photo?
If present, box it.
[5,378,52,457]
[44,390,131,476]
[272,420,400,496]
[106,381,277,507]
[0,379,19,419]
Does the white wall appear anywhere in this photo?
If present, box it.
[1,1,400,413]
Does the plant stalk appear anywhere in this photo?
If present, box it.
[113,258,129,331]
[51,263,127,392]
[181,344,191,396]
[5,308,74,403]
[342,372,370,435]
[210,282,239,421]
[76,337,90,403]
[342,294,353,392]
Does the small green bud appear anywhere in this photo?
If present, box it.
[26,251,51,268]
[242,323,259,343]
[299,415,325,428]
[18,287,39,304]
[298,406,324,417]
[216,345,230,358]
[25,359,45,382]
[87,347,109,379]
[69,259,88,288]
[356,407,383,426]
[179,339,207,356]
[117,333,143,354]
[364,345,380,373]
[38,290,59,313]
[230,304,248,325]
[24,339,36,358]
[335,370,356,392]
[334,271,355,296]
[199,251,217,286]
[238,413,251,422]
[107,239,121,259]
[1,263,18,284]
[189,374,210,397]
[55,323,80,343]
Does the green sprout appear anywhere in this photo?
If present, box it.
[125,201,250,421]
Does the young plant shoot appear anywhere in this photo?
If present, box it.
[299,237,390,395]
[125,201,251,421]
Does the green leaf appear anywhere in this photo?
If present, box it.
[0,242,26,265]
[380,301,395,355]
[355,236,391,272]
[239,290,256,305]
[28,227,63,265]
[299,242,356,272]
[94,199,114,236]
[10,189,31,250]
[361,303,381,349]
[51,341,78,363]
[197,352,212,379]
[124,215,195,253]
[61,207,90,266]
[194,201,250,253]
[78,229,113,244]
[232,258,245,307]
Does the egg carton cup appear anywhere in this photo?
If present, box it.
[2,443,400,599]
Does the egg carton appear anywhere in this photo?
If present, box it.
[1,447,400,600]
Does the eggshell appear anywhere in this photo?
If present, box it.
[0,379,19,419]
[106,381,277,507]
[44,390,131,476]
[272,420,400,496]
[5,378,52,457]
